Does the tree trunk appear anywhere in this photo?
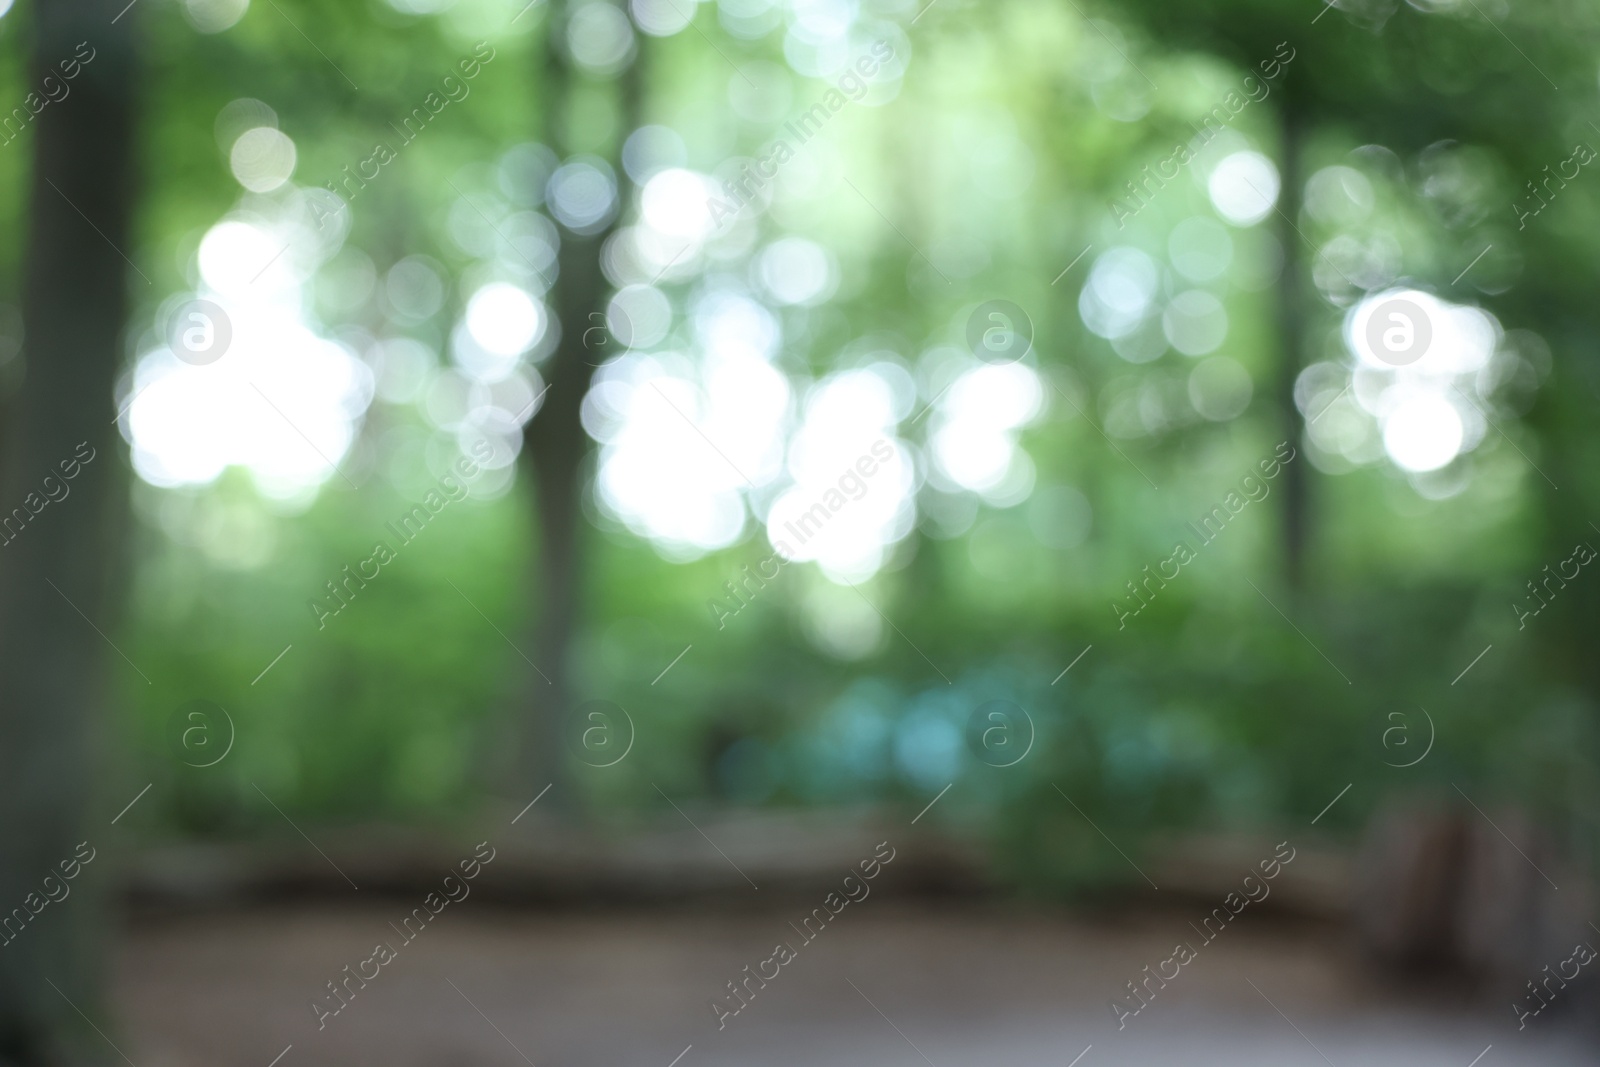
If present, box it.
[1273,99,1308,596]
[0,0,138,1062]
[517,5,641,806]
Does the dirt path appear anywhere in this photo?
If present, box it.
[114,900,1595,1066]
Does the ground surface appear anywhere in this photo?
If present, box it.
[113,899,1596,1067]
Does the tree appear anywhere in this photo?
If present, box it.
[1110,0,1599,595]
[517,0,642,803]
[0,0,138,1062]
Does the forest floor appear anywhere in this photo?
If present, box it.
[112,897,1598,1067]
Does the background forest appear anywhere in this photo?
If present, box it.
[1,0,1599,1062]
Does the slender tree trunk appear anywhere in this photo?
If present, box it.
[0,0,137,1062]
[1274,99,1308,595]
[517,6,641,804]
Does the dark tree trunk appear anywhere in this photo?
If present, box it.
[517,6,641,804]
[0,0,138,1062]
[1273,99,1308,596]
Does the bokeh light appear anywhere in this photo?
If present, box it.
[1208,150,1279,226]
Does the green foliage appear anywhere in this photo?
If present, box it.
[2,0,1593,894]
